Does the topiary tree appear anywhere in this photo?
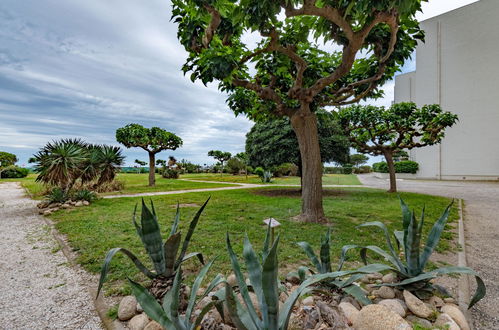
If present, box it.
[350,154,369,168]
[172,0,425,222]
[339,102,458,192]
[207,150,231,176]
[116,124,183,186]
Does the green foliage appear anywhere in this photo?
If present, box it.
[73,189,97,202]
[208,150,231,163]
[353,165,372,174]
[273,163,298,177]
[0,166,29,178]
[342,164,353,175]
[373,161,419,174]
[246,112,350,169]
[226,157,245,175]
[162,168,180,179]
[116,124,183,153]
[97,198,209,297]
[350,154,369,167]
[47,187,69,204]
[0,151,18,167]
[135,159,147,167]
[254,167,272,183]
[342,198,486,308]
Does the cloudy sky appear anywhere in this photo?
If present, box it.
[0,0,478,166]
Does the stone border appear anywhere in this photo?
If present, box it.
[457,199,474,330]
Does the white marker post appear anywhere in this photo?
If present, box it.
[263,218,281,243]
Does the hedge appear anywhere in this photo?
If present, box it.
[0,166,29,178]
[373,160,419,174]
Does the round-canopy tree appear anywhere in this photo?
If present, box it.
[350,154,369,167]
[116,124,183,186]
[0,151,18,167]
[172,0,425,222]
[339,102,458,192]
[246,111,349,173]
[207,150,231,175]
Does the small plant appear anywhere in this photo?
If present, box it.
[342,198,486,308]
[129,260,224,329]
[254,167,272,183]
[46,187,69,203]
[73,189,97,202]
[97,198,210,299]
[162,168,180,179]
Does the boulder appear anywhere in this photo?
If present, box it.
[441,304,470,330]
[377,299,406,317]
[354,304,411,330]
[128,313,150,330]
[118,295,138,321]
[75,201,84,207]
[403,290,433,319]
[82,200,90,206]
[435,313,460,330]
[428,295,444,308]
[144,320,164,330]
[338,301,359,325]
[372,286,395,299]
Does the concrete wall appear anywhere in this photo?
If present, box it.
[394,0,499,180]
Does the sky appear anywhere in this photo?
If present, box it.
[0,0,479,166]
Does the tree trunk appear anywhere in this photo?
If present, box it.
[148,152,156,187]
[290,107,326,223]
[384,150,397,193]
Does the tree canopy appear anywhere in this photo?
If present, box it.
[350,154,369,167]
[246,111,349,170]
[0,151,18,167]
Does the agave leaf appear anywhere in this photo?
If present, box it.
[399,197,413,258]
[338,244,363,271]
[393,230,404,251]
[297,241,322,272]
[137,199,166,275]
[358,222,406,273]
[242,234,267,325]
[320,228,332,273]
[297,266,309,282]
[406,211,421,276]
[262,236,280,329]
[202,274,225,299]
[97,247,155,297]
[181,252,204,264]
[419,201,453,269]
[176,197,210,268]
[262,221,272,260]
[128,278,173,328]
[170,202,181,237]
[342,284,371,306]
[192,300,223,330]
[164,232,182,277]
[162,269,184,329]
[186,258,218,320]
[226,233,260,327]
[359,245,408,276]
[224,283,252,330]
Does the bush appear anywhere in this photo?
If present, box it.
[353,165,372,174]
[226,157,245,175]
[46,187,68,203]
[0,166,29,178]
[254,167,264,177]
[162,168,180,179]
[372,160,419,174]
[94,180,124,193]
[73,189,97,202]
[342,164,353,174]
[324,166,343,174]
[274,163,298,177]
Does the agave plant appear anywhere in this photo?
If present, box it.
[341,198,486,308]
[129,259,225,329]
[97,197,210,299]
[294,228,372,305]
[219,225,392,329]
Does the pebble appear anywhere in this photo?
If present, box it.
[75,201,84,207]
[442,304,470,330]
[128,313,149,330]
[118,295,138,321]
[377,299,406,317]
[444,297,456,304]
[382,273,396,283]
[136,303,143,313]
[82,200,90,206]
[403,290,433,318]
[354,304,411,330]
[338,301,360,325]
[227,273,238,287]
[372,286,395,299]
[144,320,164,330]
[302,296,314,306]
[429,295,444,307]
[435,313,460,330]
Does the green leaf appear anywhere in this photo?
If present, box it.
[319,228,332,273]
[170,202,181,237]
[164,232,181,277]
[242,234,267,324]
[186,258,217,320]
[136,199,166,275]
[297,241,322,273]
[224,283,251,330]
[128,278,172,328]
[342,284,371,306]
[262,236,280,329]
[406,210,421,275]
[162,269,185,329]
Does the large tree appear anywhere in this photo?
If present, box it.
[339,102,458,192]
[172,0,425,222]
[246,111,349,172]
[207,150,231,175]
[116,124,183,186]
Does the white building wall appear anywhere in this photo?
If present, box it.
[394,0,499,180]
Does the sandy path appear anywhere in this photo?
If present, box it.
[358,174,499,330]
[0,182,102,330]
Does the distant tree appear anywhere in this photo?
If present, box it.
[226,157,245,175]
[0,151,18,167]
[134,159,147,166]
[339,102,458,192]
[207,150,231,176]
[116,124,183,186]
[235,152,249,178]
[168,156,178,168]
[393,150,409,162]
[350,154,369,168]
[246,111,350,177]
[156,159,167,167]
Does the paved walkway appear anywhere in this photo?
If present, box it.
[358,174,499,329]
[0,182,102,329]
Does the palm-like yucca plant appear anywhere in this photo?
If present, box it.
[342,198,486,308]
[129,260,225,329]
[220,225,392,329]
[95,145,125,186]
[97,197,210,299]
[295,228,372,305]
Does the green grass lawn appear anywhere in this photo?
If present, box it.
[181,173,361,185]
[47,187,457,296]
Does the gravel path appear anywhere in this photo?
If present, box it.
[0,182,103,330]
[358,174,499,329]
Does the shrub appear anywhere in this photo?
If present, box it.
[226,157,245,175]
[324,166,343,174]
[73,189,97,202]
[253,166,264,177]
[162,168,180,179]
[353,165,372,174]
[93,180,124,193]
[46,187,69,203]
[342,164,353,174]
[372,161,419,174]
[274,163,298,177]
[0,166,29,178]
[372,162,388,173]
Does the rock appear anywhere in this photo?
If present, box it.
[128,313,150,330]
[363,284,376,293]
[341,296,361,310]
[118,295,138,321]
[43,209,53,215]
[227,273,238,287]
[405,315,433,328]
[82,200,90,206]
[338,301,359,325]
[428,295,444,308]
[360,275,372,284]
[198,296,212,310]
[368,272,383,280]
[354,304,411,330]
[442,304,470,330]
[61,203,71,209]
[279,292,288,303]
[302,296,314,306]
[382,273,397,283]
[69,201,77,206]
[136,303,143,313]
[372,286,395,299]
[144,320,164,330]
[75,201,84,207]
[444,297,456,304]
[184,285,191,297]
[302,306,320,329]
[403,290,433,319]
[378,299,406,317]
[435,313,460,330]
[38,209,45,214]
